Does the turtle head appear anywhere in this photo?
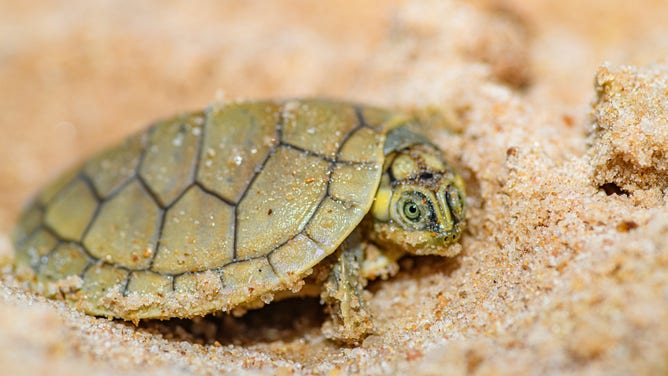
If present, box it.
[370,143,466,256]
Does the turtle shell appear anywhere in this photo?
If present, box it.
[12,99,407,320]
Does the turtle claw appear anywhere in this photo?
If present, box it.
[320,231,373,345]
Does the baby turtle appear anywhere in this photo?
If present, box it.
[12,99,466,344]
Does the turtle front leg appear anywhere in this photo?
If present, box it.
[320,230,373,344]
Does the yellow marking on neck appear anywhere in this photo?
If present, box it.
[372,187,391,222]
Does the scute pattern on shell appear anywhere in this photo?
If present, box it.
[12,99,393,319]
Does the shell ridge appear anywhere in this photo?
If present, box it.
[266,103,377,265]
[120,271,132,297]
[231,105,284,261]
[31,228,62,273]
[146,109,215,273]
[134,125,163,206]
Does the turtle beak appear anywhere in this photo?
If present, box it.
[436,187,454,233]
[436,183,465,234]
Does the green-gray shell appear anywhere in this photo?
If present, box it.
[12,99,406,320]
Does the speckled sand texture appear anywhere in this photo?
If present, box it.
[1,1,668,375]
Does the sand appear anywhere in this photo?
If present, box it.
[1,1,667,374]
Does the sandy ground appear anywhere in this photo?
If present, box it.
[1,0,668,374]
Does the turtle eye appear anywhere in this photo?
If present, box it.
[403,200,422,221]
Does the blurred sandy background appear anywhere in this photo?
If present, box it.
[1,0,667,374]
